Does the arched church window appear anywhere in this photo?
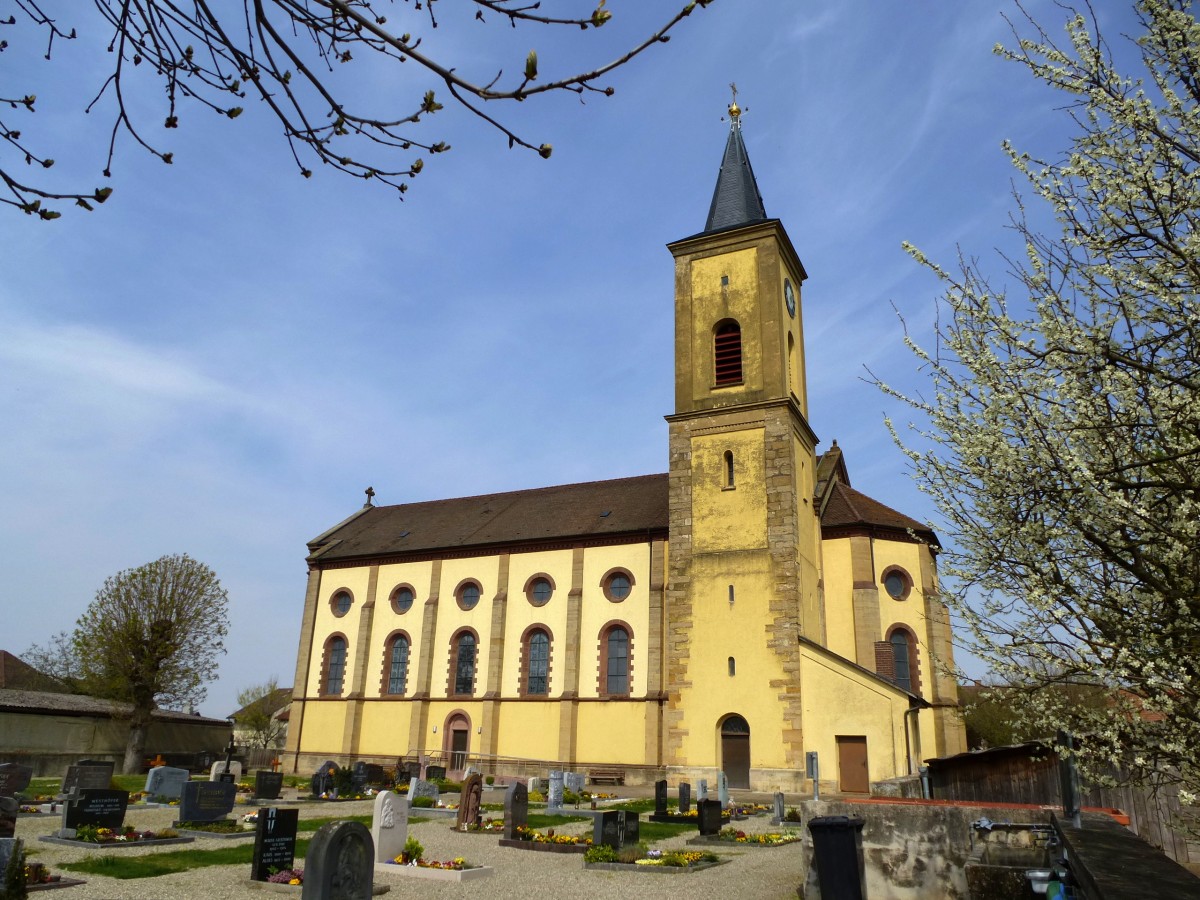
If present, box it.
[723,450,735,488]
[523,628,551,696]
[322,635,347,696]
[599,623,632,696]
[888,627,920,695]
[383,632,410,695]
[450,630,478,696]
[714,320,743,385]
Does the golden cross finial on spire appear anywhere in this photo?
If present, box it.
[728,81,742,127]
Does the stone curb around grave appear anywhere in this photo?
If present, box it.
[497,838,588,854]
[582,859,730,875]
[686,835,803,848]
[37,835,195,849]
[244,881,390,895]
[174,828,256,840]
[27,877,87,892]
[374,863,495,882]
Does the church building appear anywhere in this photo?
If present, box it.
[284,105,966,792]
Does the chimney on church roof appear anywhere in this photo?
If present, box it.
[703,90,767,233]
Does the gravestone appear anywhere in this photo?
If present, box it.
[0,763,33,797]
[394,760,415,783]
[772,791,785,825]
[62,789,129,832]
[144,766,190,800]
[351,762,369,794]
[697,778,708,801]
[302,820,374,900]
[312,761,339,798]
[456,773,483,831]
[564,771,585,795]
[698,799,723,836]
[255,770,284,800]
[502,782,528,841]
[654,779,668,816]
[462,765,480,780]
[0,797,16,839]
[370,791,407,864]
[179,780,238,823]
[407,778,439,807]
[717,770,729,806]
[528,776,542,796]
[593,810,639,850]
[0,837,20,882]
[362,763,386,786]
[250,807,299,881]
[424,765,446,782]
[679,782,692,814]
[547,770,564,808]
[62,760,114,795]
[210,760,243,782]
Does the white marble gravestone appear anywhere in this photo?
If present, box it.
[371,790,407,864]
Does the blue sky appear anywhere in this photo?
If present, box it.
[1,1,1137,718]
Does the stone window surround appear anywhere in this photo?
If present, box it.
[600,567,635,603]
[329,587,355,618]
[518,624,554,697]
[319,632,349,697]
[713,318,743,387]
[447,626,481,698]
[454,578,484,611]
[380,629,412,696]
[523,573,555,608]
[881,565,914,601]
[389,583,417,615]
[597,619,634,697]
[884,623,922,697]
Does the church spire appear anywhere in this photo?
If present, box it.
[703,86,767,233]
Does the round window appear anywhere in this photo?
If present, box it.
[603,570,633,602]
[527,576,553,607]
[331,590,353,617]
[883,569,910,600]
[457,581,481,611]
[391,585,415,614]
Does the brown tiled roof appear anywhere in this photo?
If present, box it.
[310,474,670,564]
[0,651,68,692]
[820,481,938,545]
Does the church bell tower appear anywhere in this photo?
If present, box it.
[662,100,825,787]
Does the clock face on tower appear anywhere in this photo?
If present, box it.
[784,279,796,318]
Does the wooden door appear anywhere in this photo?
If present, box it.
[450,729,468,775]
[837,736,869,793]
[721,715,751,789]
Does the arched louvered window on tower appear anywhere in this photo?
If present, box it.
[714,320,743,385]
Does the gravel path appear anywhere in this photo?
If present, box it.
[17,795,806,899]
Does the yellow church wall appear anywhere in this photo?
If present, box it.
[354,700,416,755]
[780,269,809,419]
[503,548,574,697]
[691,430,768,553]
[295,700,350,756]
[362,560,433,699]
[872,538,938,701]
[308,568,373,696]
[799,646,909,784]
[494,702,563,761]
[578,542,651,699]
[432,556,500,696]
[576,702,649,764]
[820,537,858,661]
[689,248,762,398]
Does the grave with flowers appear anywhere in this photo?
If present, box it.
[38,789,193,848]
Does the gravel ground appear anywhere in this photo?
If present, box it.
[17,793,806,899]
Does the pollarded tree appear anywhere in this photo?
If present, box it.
[880,0,1200,812]
[1,0,714,219]
[70,554,229,772]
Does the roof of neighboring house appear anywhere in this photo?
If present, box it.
[229,687,292,720]
[0,651,69,692]
[0,688,231,726]
[309,474,671,564]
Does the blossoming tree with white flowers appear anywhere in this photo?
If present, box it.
[880,0,1199,819]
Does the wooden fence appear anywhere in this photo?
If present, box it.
[926,743,1199,867]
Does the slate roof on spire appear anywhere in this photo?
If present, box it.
[704,122,767,233]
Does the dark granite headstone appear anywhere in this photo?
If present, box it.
[250,807,299,881]
[362,764,386,786]
[255,771,284,800]
[62,760,114,795]
[0,797,16,839]
[772,791,786,825]
[698,799,723,836]
[145,765,190,800]
[0,763,33,797]
[456,773,483,831]
[218,772,237,784]
[654,779,668,816]
[311,761,339,798]
[351,762,368,794]
[502,782,528,840]
[62,789,128,831]
[679,782,692,814]
[594,810,639,850]
[698,777,708,801]
[424,765,446,782]
[301,820,373,900]
[179,780,237,822]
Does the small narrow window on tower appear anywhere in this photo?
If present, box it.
[721,275,729,286]
[728,656,736,676]
[728,584,735,605]
[714,320,743,385]
[723,450,735,488]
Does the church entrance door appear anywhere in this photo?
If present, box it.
[720,715,751,789]
[837,736,869,793]
[444,713,470,779]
